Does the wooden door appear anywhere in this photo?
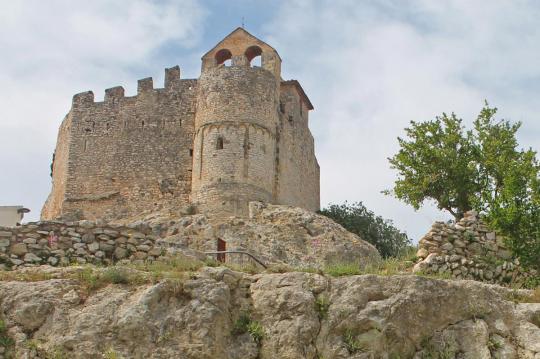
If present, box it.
[217,238,226,262]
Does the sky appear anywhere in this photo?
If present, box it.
[1,0,540,241]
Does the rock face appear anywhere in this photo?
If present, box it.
[413,211,536,284]
[154,202,381,268]
[0,267,538,358]
[0,203,380,271]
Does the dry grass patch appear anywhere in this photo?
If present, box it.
[0,270,53,282]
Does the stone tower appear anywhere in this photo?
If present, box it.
[42,28,320,221]
[191,28,282,217]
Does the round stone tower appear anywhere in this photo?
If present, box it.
[191,28,282,218]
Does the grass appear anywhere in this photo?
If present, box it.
[232,311,264,344]
[76,266,148,295]
[103,348,123,359]
[324,262,361,277]
[505,287,540,303]
[420,338,456,359]
[487,337,503,351]
[415,270,453,280]
[0,319,14,352]
[342,329,367,354]
[247,321,264,344]
[0,270,53,282]
[323,251,416,278]
[323,247,418,278]
[315,295,330,319]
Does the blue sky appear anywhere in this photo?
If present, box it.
[1,0,540,241]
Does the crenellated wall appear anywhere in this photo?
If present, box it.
[42,67,197,221]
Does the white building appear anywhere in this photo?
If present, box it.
[0,206,30,227]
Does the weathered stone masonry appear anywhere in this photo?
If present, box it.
[0,221,171,270]
[42,28,320,221]
[413,211,536,284]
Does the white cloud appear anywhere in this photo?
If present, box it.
[0,0,207,221]
[264,0,540,240]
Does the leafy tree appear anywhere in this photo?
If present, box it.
[319,202,411,258]
[386,103,540,270]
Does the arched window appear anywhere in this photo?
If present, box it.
[216,136,224,150]
[215,49,232,66]
[245,45,262,67]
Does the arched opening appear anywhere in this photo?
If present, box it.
[245,45,262,67]
[216,136,224,150]
[215,49,232,66]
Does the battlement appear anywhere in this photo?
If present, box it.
[137,77,153,94]
[105,86,125,103]
[71,66,186,108]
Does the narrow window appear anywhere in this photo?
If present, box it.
[216,137,224,150]
[189,149,193,157]
[141,120,145,128]
[279,102,285,113]
[288,115,293,123]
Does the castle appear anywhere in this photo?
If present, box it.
[42,28,320,221]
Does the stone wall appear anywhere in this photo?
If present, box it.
[276,82,320,212]
[191,65,279,217]
[42,67,197,221]
[413,211,536,284]
[0,221,178,270]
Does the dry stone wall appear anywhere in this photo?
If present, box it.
[413,211,536,284]
[0,221,179,270]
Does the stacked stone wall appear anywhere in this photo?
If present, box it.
[0,221,176,270]
[413,211,536,284]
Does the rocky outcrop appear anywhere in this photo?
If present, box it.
[154,202,380,269]
[0,267,538,358]
[413,211,536,285]
[0,203,380,271]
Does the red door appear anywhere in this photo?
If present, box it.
[217,239,226,262]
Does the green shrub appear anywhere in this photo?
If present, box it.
[232,312,264,344]
[319,202,411,258]
[315,296,330,319]
[247,321,264,344]
[0,318,14,349]
[102,267,131,285]
[232,312,252,335]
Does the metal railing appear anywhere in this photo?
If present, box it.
[204,250,267,269]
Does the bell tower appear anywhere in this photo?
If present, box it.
[191,28,282,218]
